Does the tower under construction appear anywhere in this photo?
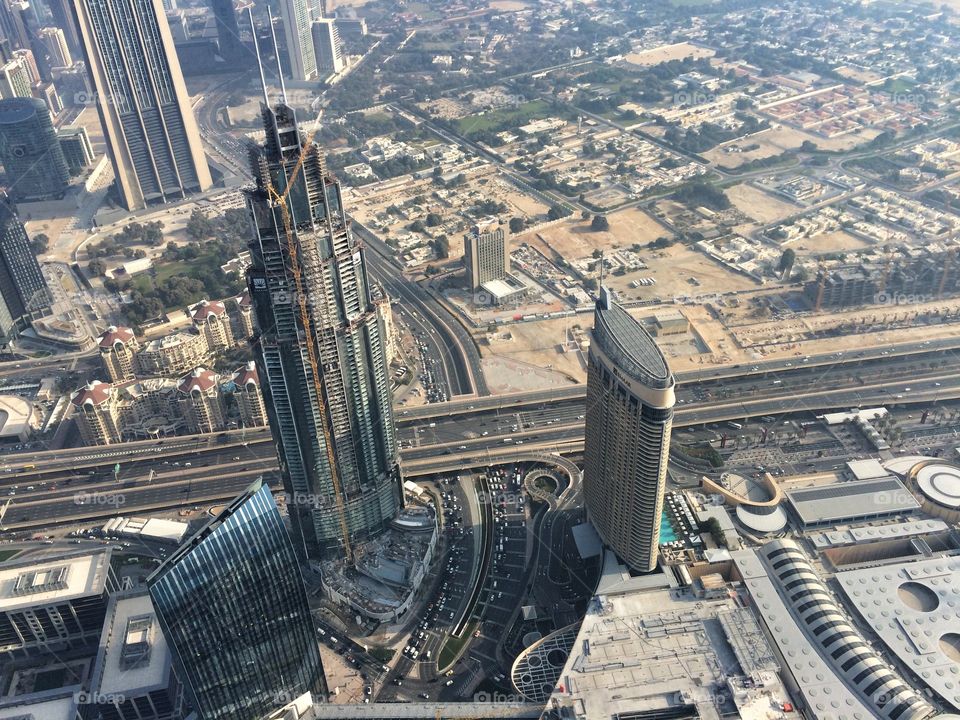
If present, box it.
[245,101,401,560]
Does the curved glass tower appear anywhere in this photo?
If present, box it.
[148,481,326,720]
[583,287,675,573]
[246,102,401,559]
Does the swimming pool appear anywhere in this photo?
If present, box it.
[659,512,678,543]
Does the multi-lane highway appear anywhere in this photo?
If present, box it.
[2,364,957,530]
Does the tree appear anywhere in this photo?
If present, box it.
[425,213,443,227]
[508,217,525,234]
[581,210,591,220]
[87,259,107,276]
[547,205,567,221]
[29,233,49,255]
[583,277,598,291]
[591,249,602,259]
[433,235,449,259]
[186,209,214,241]
[778,248,796,273]
[591,215,610,232]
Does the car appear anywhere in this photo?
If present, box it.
[474,629,481,638]
[419,693,430,700]
[445,679,455,686]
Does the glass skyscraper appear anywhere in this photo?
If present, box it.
[246,101,401,559]
[0,97,69,201]
[147,481,326,720]
[0,193,49,340]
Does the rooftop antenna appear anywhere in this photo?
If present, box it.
[266,6,287,104]
[248,7,269,106]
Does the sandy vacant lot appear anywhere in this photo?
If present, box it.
[725,184,800,225]
[489,0,530,9]
[704,125,878,169]
[604,241,760,303]
[524,207,672,261]
[483,316,588,387]
[790,230,871,254]
[624,42,714,68]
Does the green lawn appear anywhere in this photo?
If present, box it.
[437,621,479,671]
[0,548,20,563]
[130,261,191,294]
[456,100,552,137]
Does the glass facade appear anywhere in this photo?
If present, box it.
[0,97,69,201]
[147,482,326,720]
[0,193,50,339]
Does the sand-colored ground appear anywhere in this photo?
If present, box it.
[524,207,673,261]
[482,317,588,387]
[603,242,761,303]
[835,66,885,84]
[704,126,878,169]
[489,0,530,9]
[790,230,871,254]
[725,183,800,225]
[624,42,714,68]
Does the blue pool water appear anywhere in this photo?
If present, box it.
[660,512,678,543]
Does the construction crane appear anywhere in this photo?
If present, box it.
[265,140,353,563]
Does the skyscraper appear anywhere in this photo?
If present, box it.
[210,0,244,64]
[0,97,69,200]
[148,481,326,720]
[0,193,49,340]
[39,26,71,66]
[71,0,212,210]
[279,0,315,80]
[246,100,401,559]
[582,287,675,573]
[45,0,81,55]
[464,218,508,291]
[310,18,342,75]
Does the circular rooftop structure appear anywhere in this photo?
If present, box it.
[915,463,960,510]
[0,97,42,125]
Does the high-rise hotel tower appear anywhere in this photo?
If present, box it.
[583,287,676,573]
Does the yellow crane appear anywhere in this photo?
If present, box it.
[265,140,353,563]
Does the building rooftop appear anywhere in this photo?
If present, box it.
[188,299,227,320]
[914,462,960,510]
[70,380,112,408]
[97,325,135,349]
[836,555,960,711]
[785,476,918,527]
[91,592,172,697]
[592,287,673,391]
[0,394,32,440]
[0,548,112,613]
[177,367,219,394]
[808,518,949,549]
[0,695,77,720]
[232,361,259,389]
